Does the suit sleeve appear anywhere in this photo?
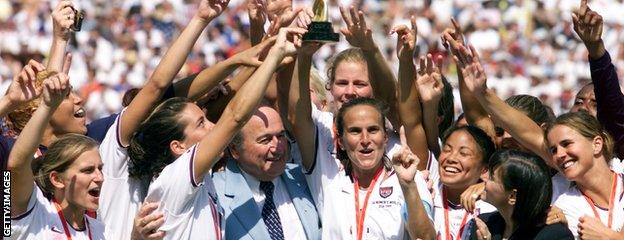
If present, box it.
[591,51,624,158]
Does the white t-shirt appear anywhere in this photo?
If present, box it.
[144,145,222,240]
[552,158,624,200]
[10,186,105,240]
[98,110,147,240]
[431,182,497,240]
[553,173,624,239]
[306,114,434,239]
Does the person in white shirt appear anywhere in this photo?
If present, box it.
[8,72,105,240]
[547,112,624,239]
[136,27,307,239]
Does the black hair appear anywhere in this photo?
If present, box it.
[442,125,496,165]
[128,97,192,181]
[505,95,553,126]
[489,149,552,232]
[438,76,455,136]
[335,97,390,174]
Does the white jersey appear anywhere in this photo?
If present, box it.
[553,173,624,239]
[431,182,497,240]
[10,186,105,240]
[98,110,147,240]
[144,145,222,240]
[552,158,624,200]
[306,113,434,239]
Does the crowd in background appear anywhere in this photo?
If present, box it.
[2,0,624,122]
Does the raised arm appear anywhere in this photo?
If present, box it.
[442,20,497,142]
[416,55,445,157]
[340,6,399,128]
[46,0,74,73]
[0,60,46,118]
[120,0,230,146]
[8,73,70,216]
[287,41,323,171]
[194,28,306,182]
[392,142,435,240]
[393,17,429,168]
[456,45,551,163]
[573,0,624,158]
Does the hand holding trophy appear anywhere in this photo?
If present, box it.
[302,0,339,42]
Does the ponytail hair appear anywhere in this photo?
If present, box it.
[128,97,191,181]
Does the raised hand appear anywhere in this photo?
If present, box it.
[572,0,605,59]
[391,16,418,62]
[441,18,465,50]
[450,41,487,94]
[268,27,307,58]
[233,36,278,66]
[248,0,266,26]
[6,60,46,106]
[339,5,375,51]
[416,54,444,104]
[572,0,603,46]
[41,73,70,109]
[197,0,231,22]
[392,127,420,184]
[51,0,75,40]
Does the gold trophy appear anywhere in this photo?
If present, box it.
[303,0,339,42]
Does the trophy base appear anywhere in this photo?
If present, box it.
[303,22,339,42]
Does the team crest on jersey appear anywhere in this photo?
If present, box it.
[379,186,393,198]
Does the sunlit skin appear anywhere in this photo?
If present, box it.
[49,91,86,136]
[339,105,388,177]
[173,103,216,156]
[546,125,601,181]
[52,148,104,222]
[570,84,596,117]
[438,130,486,194]
[233,106,289,182]
[330,61,373,110]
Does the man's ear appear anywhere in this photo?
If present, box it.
[170,140,187,157]
[229,145,240,160]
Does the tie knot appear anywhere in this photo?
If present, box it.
[260,181,274,195]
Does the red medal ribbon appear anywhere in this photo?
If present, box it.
[442,188,469,240]
[52,198,92,240]
[209,197,221,240]
[581,172,618,228]
[353,166,384,240]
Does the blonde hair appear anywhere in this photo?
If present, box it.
[310,67,327,106]
[7,70,55,133]
[33,134,99,195]
[325,48,367,88]
[546,112,614,161]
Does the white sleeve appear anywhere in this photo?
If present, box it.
[99,108,129,179]
[414,171,434,220]
[145,145,202,218]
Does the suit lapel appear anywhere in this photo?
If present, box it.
[223,161,271,240]
[282,165,320,239]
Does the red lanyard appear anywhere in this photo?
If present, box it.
[353,167,384,240]
[209,196,221,240]
[442,188,469,240]
[581,172,618,228]
[52,198,92,240]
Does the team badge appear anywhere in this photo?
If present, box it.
[379,186,393,198]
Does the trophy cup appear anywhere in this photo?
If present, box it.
[302,0,339,42]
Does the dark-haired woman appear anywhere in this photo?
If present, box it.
[471,149,573,240]
[130,28,305,239]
